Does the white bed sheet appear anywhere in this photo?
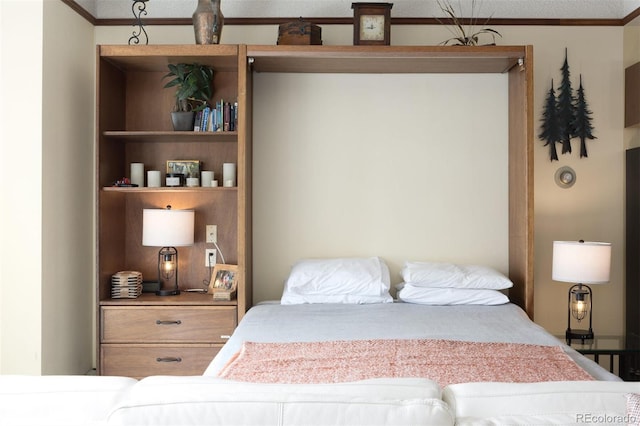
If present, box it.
[203,302,620,382]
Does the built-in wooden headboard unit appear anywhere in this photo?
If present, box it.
[247,45,534,318]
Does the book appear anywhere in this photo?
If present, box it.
[201,107,210,132]
[233,102,238,131]
[207,108,214,131]
[193,110,203,131]
[223,102,231,131]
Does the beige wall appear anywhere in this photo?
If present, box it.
[277,26,623,338]
[41,0,95,374]
[252,72,509,300]
[0,0,95,374]
[512,26,625,336]
[0,11,629,372]
[0,0,44,374]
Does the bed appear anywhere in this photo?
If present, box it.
[204,302,618,383]
[204,258,619,384]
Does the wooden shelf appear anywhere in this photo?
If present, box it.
[99,44,239,72]
[247,45,527,74]
[100,292,237,306]
[102,186,237,193]
[103,131,238,143]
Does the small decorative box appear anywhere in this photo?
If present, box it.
[277,18,322,45]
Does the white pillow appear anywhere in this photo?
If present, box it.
[401,261,513,290]
[396,283,509,305]
[281,257,393,304]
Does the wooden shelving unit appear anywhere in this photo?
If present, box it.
[95,44,533,378]
[247,44,534,318]
[95,44,252,377]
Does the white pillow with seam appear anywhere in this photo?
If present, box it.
[401,261,513,290]
[396,283,509,305]
[281,257,392,304]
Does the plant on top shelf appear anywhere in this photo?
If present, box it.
[163,63,214,130]
[435,0,502,46]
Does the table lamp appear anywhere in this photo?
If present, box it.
[142,206,194,296]
[552,240,611,343]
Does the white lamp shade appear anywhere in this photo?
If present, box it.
[142,208,194,247]
[552,240,611,284]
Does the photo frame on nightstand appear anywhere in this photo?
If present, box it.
[208,264,239,301]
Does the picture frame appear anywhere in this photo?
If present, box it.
[166,160,201,178]
[208,264,239,300]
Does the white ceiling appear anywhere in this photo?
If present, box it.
[75,0,640,20]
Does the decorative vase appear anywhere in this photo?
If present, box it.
[171,111,196,131]
[193,0,224,45]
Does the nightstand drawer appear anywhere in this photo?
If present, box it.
[101,306,236,343]
[101,344,221,378]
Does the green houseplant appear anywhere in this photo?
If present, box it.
[163,63,214,131]
[436,0,501,46]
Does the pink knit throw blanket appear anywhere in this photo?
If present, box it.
[218,339,594,387]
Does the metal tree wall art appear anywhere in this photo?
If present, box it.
[572,74,597,158]
[539,48,597,161]
[539,80,561,162]
[557,49,576,154]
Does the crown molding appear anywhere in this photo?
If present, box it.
[61,0,639,27]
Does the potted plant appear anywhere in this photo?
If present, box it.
[163,63,214,131]
[436,0,501,46]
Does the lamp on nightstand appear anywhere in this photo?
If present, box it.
[142,206,194,296]
[552,240,611,343]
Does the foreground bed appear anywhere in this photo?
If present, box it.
[2,374,639,426]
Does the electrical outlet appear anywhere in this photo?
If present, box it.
[206,225,217,243]
[205,249,216,267]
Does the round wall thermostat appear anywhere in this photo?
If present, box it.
[554,166,576,188]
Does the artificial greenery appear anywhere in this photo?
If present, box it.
[163,63,214,112]
[436,0,502,46]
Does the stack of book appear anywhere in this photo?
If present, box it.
[193,100,238,132]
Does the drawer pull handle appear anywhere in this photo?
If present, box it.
[156,320,182,325]
[156,357,182,363]
[221,335,231,339]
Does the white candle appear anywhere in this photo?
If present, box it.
[201,171,214,187]
[223,163,236,187]
[211,180,219,187]
[147,170,161,187]
[186,177,199,187]
[130,163,144,187]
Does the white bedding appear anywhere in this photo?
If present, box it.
[203,302,620,382]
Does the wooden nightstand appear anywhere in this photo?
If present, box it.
[560,335,640,381]
[100,293,237,378]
